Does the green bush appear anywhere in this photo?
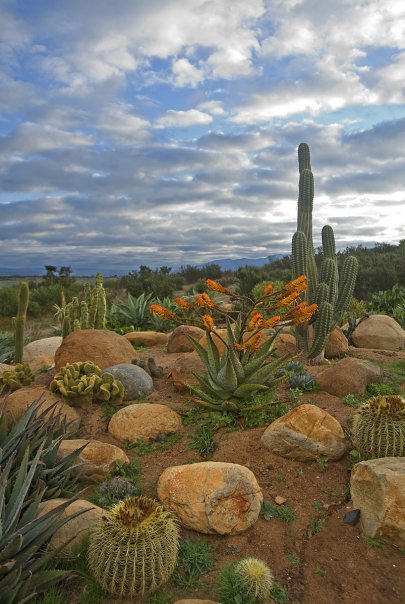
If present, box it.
[367,284,405,327]
[0,287,18,316]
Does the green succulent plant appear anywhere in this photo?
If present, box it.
[0,402,87,603]
[0,400,84,500]
[292,143,358,361]
[351,395,405,458]
[88,495,179,597]
[13,282,29,364]
[50,361,124,408]
[59,273,107,338]
[0,362,33,392]
[217,557,273,603]
[189,317,289,412]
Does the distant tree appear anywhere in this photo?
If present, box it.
[43,265,57,284]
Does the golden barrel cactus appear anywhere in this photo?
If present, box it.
[88,496,179,596]
[351,395,405,458]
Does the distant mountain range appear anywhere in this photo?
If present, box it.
[0,254,287,277]
[195,254,285,272]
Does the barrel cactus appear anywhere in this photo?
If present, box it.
[0,362,33,392]
[218,556,273,603]
[50,361,124,408]
[88,496,179,596]
[292,143,358,361]
[351,395,405,458]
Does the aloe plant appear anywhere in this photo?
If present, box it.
[188,318,290,411]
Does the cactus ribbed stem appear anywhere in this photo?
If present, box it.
[291,143,358,360]
[14,282,29,364]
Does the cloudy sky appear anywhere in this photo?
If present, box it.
[1,0,404,274]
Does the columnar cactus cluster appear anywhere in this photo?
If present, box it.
[62,273,107,338]
[292,143,358,360]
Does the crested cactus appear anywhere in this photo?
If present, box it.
[0,362,33,392]
[50,361,124,408]
[88,496,179,596]
[351,395,405,458]
[13,281,29,364]
[292,143,358,360]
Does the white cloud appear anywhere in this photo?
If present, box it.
[155,109,213,128]
[197,100,225,116]
[172,58,203,87]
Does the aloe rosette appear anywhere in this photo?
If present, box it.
[188,318,290,410]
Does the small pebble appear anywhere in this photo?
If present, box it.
[275,496,287,505]
[226,544,241,554]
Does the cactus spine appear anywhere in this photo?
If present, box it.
[88,496,179,596]
[234,557,273,600]
[292,143,358,360]
[14,282,29,364]
[351,395,405,458]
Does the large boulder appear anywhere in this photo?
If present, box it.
[167,325,205,353]
[103,363,154,400]
[23,337,62,363]
[108,403,182,443]
[351,315,405,350]
[157,461,263,535]
[309,357,382,397]
[124,331,169,347]
[2,385,80,430]
[261,404,347,461]
[57,439,129,481]
[350,458,405,544]
[171,352,206,392]
[55,329,138,370]
[37,499,104,552]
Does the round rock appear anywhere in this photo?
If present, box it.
[2,385,80,430]
[57,439,130,481]
[108,403,181,443]
[23,336,62,363]
[157,461,263,535]
[37,499,104,552]
[261,403,347,461]
[124,331,169,347]
[167,325,205,353]
[103,363,153,400]
[55,329,139,370]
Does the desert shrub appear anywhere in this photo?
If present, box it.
[367,284,405,327]
[120,265,178,299]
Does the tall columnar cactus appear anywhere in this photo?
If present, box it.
[13,282,29,364]
[88,496,179,596]
[351,395,405,458]
[292,143,358,360]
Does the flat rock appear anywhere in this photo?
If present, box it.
[55,329,139,370]
[157,461,263,535]
[37,499,104,552]
[167,325,205,353]
[103,363,153,400]
[2,385,80,430]
[108,403,181,443]
[124,331,169,347]
[352,315,405,350]
[350,458,405,544]
[23,336,62,362]
[261,403,347,461]
[57,439,129,481]
[309,357,382,397]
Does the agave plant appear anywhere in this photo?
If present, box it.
[0,400,84,500]
[0,444,85,604]
[108,292,155,329]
